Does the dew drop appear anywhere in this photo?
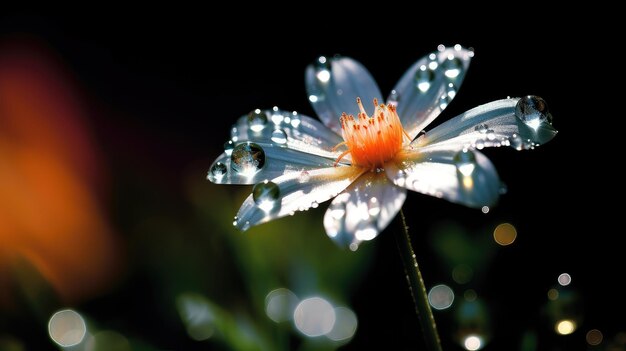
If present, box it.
[486,130,496,141]
[231,142,265,176]
[515,95,552,129]
[443,55,463,79]
[224,140,235,155]
[388,89,400,105]
[253,180,280,205]
[247,109,268,132]
[271,106,284,124]
[290,111,301,128]
[475,124,488,134]
[209,162,227,180]
[271,129,288,144]
[230,127,239,141]
[439,93,451,110]
[315,56,331,83]
[415,65,434,93]
[454,150,477,177]
[311,201,319,209]
[446,82,457,99]
[475,139,485,150]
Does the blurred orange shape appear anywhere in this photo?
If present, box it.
[0,38,121,307]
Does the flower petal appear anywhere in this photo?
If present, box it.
[323,171,406,250]
[208,141,348,185]
[388,45,473,139]
[234,166,365,231]
[305,56,383,135]
[386,148,500,208]
[231,107,344,154]
[414,98,558,151]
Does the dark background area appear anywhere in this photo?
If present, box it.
[1,10,617,351]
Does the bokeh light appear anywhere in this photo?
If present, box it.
[294,297,336,337]
[547,288,559,301]
[463,334,483,350]
[464,289,477,302]
[586,329,603,346]
[558,273,571,286]
[493,223,517,246]
[481,206,490,214]
[326,307,357,342]
[428,284,454,310]
[176,293,215,341]
[452,264,473,284]
[265,288,299,323]
[48,309,87,347]
[87,330,131,351]
[555,319,576,335]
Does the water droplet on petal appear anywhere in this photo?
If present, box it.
[388,90,400,105]
[315,56,331,83]
[439,93,451,110]
[290,111,301,128]
[368,197,381,217]
[248,109,268,132]
[253,180,280,212]
[475,124,488,134]
[311,201,319,209]
[443,55,463,79]
[454,150,477,177]
[415,65,434,93]
[486,130,496,140]
[231,142,265,177]
[209,162,227,180]
[230,127,239,142]
[515,95,552,129]
[271,129,288,144]
[271,106,284,124]
[475,139,485,150]
[224,140,235,155]
[446,82,457,98]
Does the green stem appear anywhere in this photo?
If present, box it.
[394,209,443,351]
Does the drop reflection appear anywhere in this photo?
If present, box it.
[48,309,87,347]
[493,223,517,246]
[326,307,357,342]
[176,293,215,341]
[586,329,603,345]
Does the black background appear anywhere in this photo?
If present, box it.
[1,10,616,351]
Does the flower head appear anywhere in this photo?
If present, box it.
[208,45,557,250]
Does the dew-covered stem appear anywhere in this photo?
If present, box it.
[394,209,442,351]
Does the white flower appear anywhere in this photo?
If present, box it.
[208,45,557,250]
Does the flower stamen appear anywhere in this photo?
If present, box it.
[335,97,408,169]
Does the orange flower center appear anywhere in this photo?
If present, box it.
[335,98,409,169]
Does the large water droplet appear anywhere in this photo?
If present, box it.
[231,142,265,176]
[209,162,227,180]
[247,109,268,132]
[443,55,463,79]
[253,180,280,212]
[224,140,235,155]
[454,150,477,177]
[271,129,288,144]
[515,95,551,129]
[315,56,331,83]
[415,65,434,93]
